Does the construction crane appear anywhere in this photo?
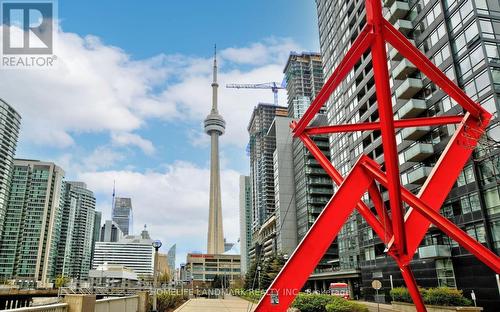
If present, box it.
[226,81,286,105]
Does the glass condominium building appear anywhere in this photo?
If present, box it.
[0,160,65,285]
[0,99,20,240]
[316,0,499,308]
[56,182,96,280]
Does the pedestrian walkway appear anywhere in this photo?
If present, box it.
[175,295,256,312]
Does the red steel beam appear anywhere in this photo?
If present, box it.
[292,25,374,136]
[402,113,491,258]
[254,156,375,311]
[298,133,392,240]
[397,262,427,311]
[362,157,500,273]
[304,115,464,135]
[383,20,489,120]
[367,0,406,255]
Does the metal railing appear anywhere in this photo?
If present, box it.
[3,303,68,312]
[59,287,151,296]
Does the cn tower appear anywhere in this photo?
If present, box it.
[204,46,225,254]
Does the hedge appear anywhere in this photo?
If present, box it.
[390,287,472,306]
[291,294,367,312]
[236,292,367,312]
[326,300,369,312]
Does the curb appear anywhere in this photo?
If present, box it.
[173,299,192,311]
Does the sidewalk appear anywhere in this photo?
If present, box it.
[174,295,256,312]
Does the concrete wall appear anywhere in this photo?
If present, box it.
[94,296,138,312]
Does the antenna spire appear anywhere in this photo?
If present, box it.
[212,44,218,85]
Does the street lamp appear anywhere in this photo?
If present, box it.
[152,240,162,312]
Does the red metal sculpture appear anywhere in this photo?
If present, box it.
[254,0,499,311]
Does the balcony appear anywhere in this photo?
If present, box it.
[393,19,413,35]
[398,98,426,118]
[401,126,430,140]
[306,158,320,166]
[395,78,423,99]
[389,39,415,61]
[308,178,333,186]
[407,166,433,184]
[418,245,451,259]
[393,59,417,80]
[309,188,333,195]
[387,1,410,23]
[404,143,433,162]
[306,167,327,175]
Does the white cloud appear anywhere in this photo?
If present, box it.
[111,132,155,155]
[0,24,300,150]
[220,38,299,66]
[78,162,241,265]
[0,29,174,149]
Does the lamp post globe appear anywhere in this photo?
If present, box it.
[152,240,162,250]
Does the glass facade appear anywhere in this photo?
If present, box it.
[112,197,133,236]
[56,182,96,279]
[0,99,20,241]
[0,160,65,284]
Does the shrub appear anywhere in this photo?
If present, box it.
[326,300,369,312]
[151,292,188,311]
[424,287,472,306]
[390,287,413,303]
[390,287,472,306]
[291,294,339,312]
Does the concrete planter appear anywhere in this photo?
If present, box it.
[392,301,482,312]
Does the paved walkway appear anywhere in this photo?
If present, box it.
[175,295,256,312]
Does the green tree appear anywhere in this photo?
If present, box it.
[244,260,259,290]
[158,272,171,286]
[258,254,286,290]
[55,275,69,288]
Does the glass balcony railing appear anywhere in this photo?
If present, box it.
[386,1,410,23]
[393,19,413,35]
[407,166,433,184]
[418,245,451,259]
[398,98,426,118]
[393,59,417,80]
[401,126,431,141]
[395,78,423,99]
[404,143,434,162]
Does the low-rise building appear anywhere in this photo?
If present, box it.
[88,264,138,288]
[185,253,241,286]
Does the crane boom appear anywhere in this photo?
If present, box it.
[226,82,285,105]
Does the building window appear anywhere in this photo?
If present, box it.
[436,259,456,287]
[459,192,481,214]
[491,220,500,253]
[465,223,486,243]
[478,156,500,185]
[364,247,375,261]
[484,186,500,216]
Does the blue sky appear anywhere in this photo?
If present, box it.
[5,0,320,266]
